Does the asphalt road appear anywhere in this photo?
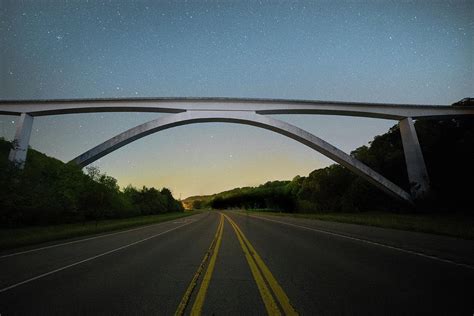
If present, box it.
[0,211,473,315]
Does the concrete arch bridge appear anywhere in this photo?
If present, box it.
[1,97,473,204]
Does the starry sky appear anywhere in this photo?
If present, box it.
[0,1,472,198]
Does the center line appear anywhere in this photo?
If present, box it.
[175,213,224,316]
[223,213,298,315]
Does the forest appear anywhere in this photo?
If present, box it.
[188,117,474,214]
[0,139,183,227]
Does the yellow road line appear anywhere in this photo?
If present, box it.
[175,214,224,316]
[223,213,298,316]
[190,214,224,315]
[224,213,281,315]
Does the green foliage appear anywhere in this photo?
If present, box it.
[195,118,474,214]
[296,118,474,213]
[415,118,474,210]
[191,199,204,209]
[123,185,184,215]
[208,180,295,212]
[0,139,183,227]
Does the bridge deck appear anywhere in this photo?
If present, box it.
[1,97,473,119]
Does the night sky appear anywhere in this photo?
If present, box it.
[0,1,472,198]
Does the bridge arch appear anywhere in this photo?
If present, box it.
[70,111,413,203]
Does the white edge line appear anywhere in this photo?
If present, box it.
[238,213,474,271]
[0,221,194,294]
[0,214,200,259]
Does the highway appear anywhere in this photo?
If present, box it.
[0,211,473,315]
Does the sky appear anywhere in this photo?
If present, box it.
[0,0,472,198]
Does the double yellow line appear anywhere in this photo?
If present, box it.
[175,212,297,316]
[223,213,298,316]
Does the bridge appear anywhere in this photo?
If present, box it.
[1,97,473,203]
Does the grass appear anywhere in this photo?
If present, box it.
[0,211,200,251]
[242,210,474,240]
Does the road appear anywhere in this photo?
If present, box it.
[0,211,473,315]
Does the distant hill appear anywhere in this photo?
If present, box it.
[183,181,292,211]
[182,195,213,210]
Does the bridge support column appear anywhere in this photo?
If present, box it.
[8,113,34,169]
[399,117,430,199]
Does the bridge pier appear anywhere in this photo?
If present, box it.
[399,117,430,199]
[8,113,34,169]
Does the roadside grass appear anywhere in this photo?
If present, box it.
[242,210,474,240]
[0,211,200,251]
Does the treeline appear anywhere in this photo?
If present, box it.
[192,118,474,213]
[0,139,183,227]
[210,180,294,211]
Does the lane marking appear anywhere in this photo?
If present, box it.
[239,213,474,271]
[174,214,223,316]
[0,221,196,294]
[0,213,203,259]
[224,213,298,316]
[224,214,282,315]
[226,214,298,315]
[190,214,224,315]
